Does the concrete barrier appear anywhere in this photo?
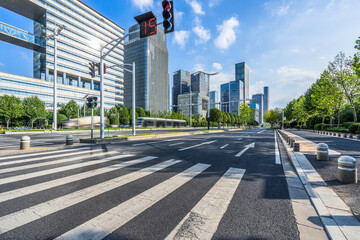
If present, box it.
[342,133,347,138]
[317,143,329,161]
[20,136,30,150]
[338,156,357,184]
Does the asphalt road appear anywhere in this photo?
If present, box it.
[287,129,360,220]
[0,128,209,150]
[0,129,300,239]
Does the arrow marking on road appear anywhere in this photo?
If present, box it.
[178,140,217,151]
[235,142,255,157]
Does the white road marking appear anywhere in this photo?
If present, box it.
[235,143,255,157]
[165,167,246,240]
[0,149,104,169]
[220,144,229,149]
[257,130,266,134]
[54,163,210,240]
[0,159,181,235]
[169,142,185,146]
[0,147,91,161]
[274,133,281,165]
[238,138,242,140]
[178,140,217,151]
[0,156,159,203]
[133,141,159,146]
[0,151,122,185]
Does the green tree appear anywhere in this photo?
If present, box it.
[59,100,79,119]
[57,113,67,128]
[264,109,281,127]
[0,95,23,129]
[239,103,252,125]
[22,96,46,128]
[210,108,222,129]
[136,107,147,117]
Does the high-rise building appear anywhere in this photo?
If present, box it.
[250,103,259,123]
[124,24,169,112]
[251,94,264,124]
[235,62,250,100]
[263,86,269,115]
[0,0,125,109]
[209,91,218,109]
[220,83,230,112]
[229,80,244,114]
[172,70,190,112]
[178,92,209,117]
[191,71,209,96]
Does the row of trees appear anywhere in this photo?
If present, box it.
[284,37,360,128]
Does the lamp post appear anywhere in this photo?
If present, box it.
[189,85,192,128]
[46,25,65,130]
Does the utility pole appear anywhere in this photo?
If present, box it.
[189,85,192,128]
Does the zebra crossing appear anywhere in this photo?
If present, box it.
[0,147,246,239]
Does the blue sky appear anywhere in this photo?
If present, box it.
[0,0,360,108]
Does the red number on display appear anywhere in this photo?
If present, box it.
[149,18,156,35]
[144,21,147,35]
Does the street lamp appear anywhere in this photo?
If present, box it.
[204,72,219,130]
[46,24,65,130]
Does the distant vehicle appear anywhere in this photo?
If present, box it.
[136,117,186,128]
[63,116,106,129]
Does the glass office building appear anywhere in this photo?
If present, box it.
[178,92,209,118]
[191,71,209,96]
[124,24,169,112]
[235,62,250,101]
[229,80,244,114]
[209,90,218,109]
[0,0,125,109]
[251,93,264,124]
[220,83,230,112]
[263,86,269,115]
[250,103,259,123]
[172,70,190,112]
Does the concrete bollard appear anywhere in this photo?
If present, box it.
[317,143,329,161]
[294,142,300,152]
[20,136,30,150]
[290,138,295,148]
[66,135,73,145]
[338,132,342,137]
[357,135,360,140]
[343,133,347,138]
[348,133,353,138]
[338,156,357,184]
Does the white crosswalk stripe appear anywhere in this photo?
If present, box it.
[54,163,210,240]
[165,167,246,240]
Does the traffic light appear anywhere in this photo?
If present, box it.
[103,63,106,74]
[162,0,174,34]
[88,62,96,78]
[86,96,98,109]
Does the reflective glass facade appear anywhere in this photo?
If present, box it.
[220,83,229,112]
[172,70,190,112]
[263,86,269,115]
[229,80,244,114]
[235,62,250,101]
[209,91,218,109]
[251,94,263,124]
[0,0,125,109]
[191,72,209,96]
[178,93,209,117]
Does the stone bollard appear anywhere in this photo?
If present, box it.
[338,156,357,184]
[317,143,329,161]
[343,133,347,138]
[294,142,300,152]
[338,132,342,137]
[66,135,73,145]
[348,133,353,138]
[357,135,360,140]
[20,136,30,150]
[290,138,295,148]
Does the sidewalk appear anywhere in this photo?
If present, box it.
[278,130,360,240]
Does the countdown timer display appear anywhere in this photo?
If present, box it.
[140,18,157,38]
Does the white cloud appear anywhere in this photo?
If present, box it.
[193,63,205,72]
[193,25,211,44]
[209,0,221,7]
[212,62,223,71]
[214,17,239,50]
[173,30,190,49]
[276,66,317,82]
[131,0,153,11]
[209,72,233,92]
[290,48,300,53]
[174,10,184,27]
[185,0,205,15]
[264,2,290,16]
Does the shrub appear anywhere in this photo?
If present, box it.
[343,122,354,129]
[348,123,360,134]
[314,123,322,130]
[295,125,301,129]
[314,123,329,130]
[327,127,349,133]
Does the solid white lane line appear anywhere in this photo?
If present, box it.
[54,163,210,240]
[235,143,255,157]
[178,140,217,151]
[0,156,159,203]
[165,167,246,240]
[0,159,181,235]
[0,151,121,185]
[220,144,229,149]
[0,149,104,170]
[133,141,159,146]
[169,142,185,146]
[275,133,281,165]
[257,130,266,134]
[238,138,242,140]
[0,147,90,161]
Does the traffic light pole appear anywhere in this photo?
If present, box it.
[132,62,136,136]
[91,108,94,139]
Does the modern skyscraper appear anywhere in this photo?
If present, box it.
[191,71,210,96]
[178,93,209,117]
[220,83,230,112]
[0,0,125,109]
[251,94,264,124]
[250,103,259,123]
[229,80,244,114]
[235,62,250,100]
[172,70,190,112]
[209,91,218,109]
[124,24,169,112]
[263,86,269,115]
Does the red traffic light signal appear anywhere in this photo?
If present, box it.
[162,0,174,34]
[88,62,96,78]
